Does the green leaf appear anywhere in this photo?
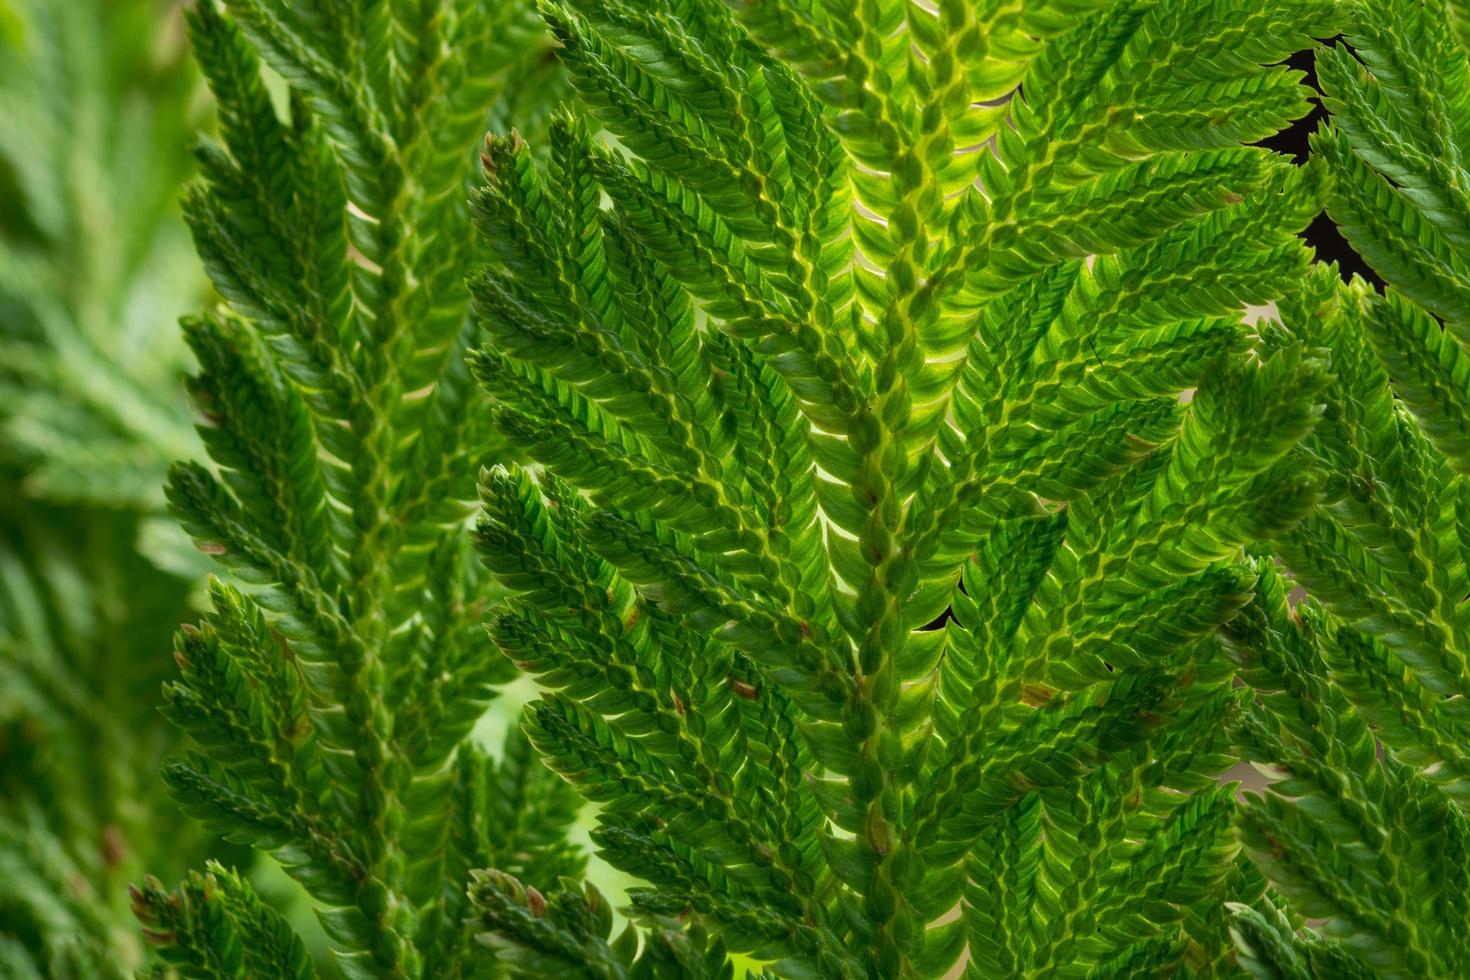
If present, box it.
[131,864,318,979]
[471,4,1333,974]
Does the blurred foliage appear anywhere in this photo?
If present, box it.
[0,0,204,507]
[0,0,219,974]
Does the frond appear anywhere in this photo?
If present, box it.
[0,0,202,511]
[139,1,578,975]
[0,8,213,973]
[468,870,737,980]
[1232,4,1470,963]
[469,1,1335,973]
[1223,561,1470,978]
[130,864,318,979]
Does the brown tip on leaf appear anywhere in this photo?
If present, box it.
[1020,684,1055,708]
[193,540,227,556]
[864,811,892,856]
[728,676,758,700]
[526,885,546,917]
[1222,192,1243,205]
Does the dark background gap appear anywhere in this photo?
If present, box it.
[1257,43,1385,289]
[917,576,965,632]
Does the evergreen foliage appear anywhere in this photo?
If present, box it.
[0,0,204,508]
[0,1,215,974]
[136,2,581,977]
[467,1,1346,976]
[1225,1,1470,974]
[54,0,1470,976]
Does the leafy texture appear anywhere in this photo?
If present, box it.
[1225,560,1470,980]
[0,504,212,979]
[132,865,319,980]
[0,1,218,974]
[1230,1,1470,971]
[469,870,744,980]
[0,0,204,509]
[469,0,1340,975]
[141,2,581,977]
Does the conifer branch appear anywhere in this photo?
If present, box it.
[469,1,1338,974]
[1231,2,1470,970]
[136,2,581,976]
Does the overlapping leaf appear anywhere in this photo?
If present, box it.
[470,0,1335,974]
[0,2,218,974]
[143,2,579,976]
[1233,0,1470,956]
[1225,561,1470,979]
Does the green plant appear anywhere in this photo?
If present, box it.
[1224,1,1470,974]
[466,1,1347,976]
[0,0,204,509]
[112,0,1470,976]
[0,0,215,974]
[130,2,584,977]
